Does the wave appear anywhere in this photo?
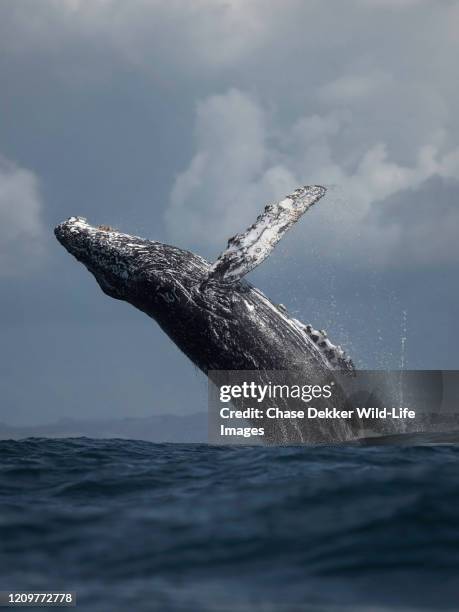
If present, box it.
[1,438,458,611]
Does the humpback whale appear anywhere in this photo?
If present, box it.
[55,185,356,442]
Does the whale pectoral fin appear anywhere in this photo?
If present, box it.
[207,185,326,284]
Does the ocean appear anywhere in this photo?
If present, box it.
[1,438,459,611]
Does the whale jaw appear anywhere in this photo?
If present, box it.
[54,216,210,305]
[54,216,152,299]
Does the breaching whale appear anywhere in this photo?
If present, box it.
[55,185,356,442]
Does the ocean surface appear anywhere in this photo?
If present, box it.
[1,438,459,612]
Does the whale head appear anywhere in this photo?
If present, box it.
[54,217,209,304]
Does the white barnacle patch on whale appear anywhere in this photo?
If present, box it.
[244,300,255,312]
[291,318,354,372]
[257,292,332,367]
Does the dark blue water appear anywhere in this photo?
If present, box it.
[1,439,459,611]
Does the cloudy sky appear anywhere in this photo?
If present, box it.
[1,0,458,426]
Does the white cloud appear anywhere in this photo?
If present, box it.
[165,88,459,267]
[0,156,46,276]
[318,73,394,103]
[165,89,278,250]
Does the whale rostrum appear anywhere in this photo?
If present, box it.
[55,185,356,442]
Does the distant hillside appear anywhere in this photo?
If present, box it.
[0,412,208,443]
